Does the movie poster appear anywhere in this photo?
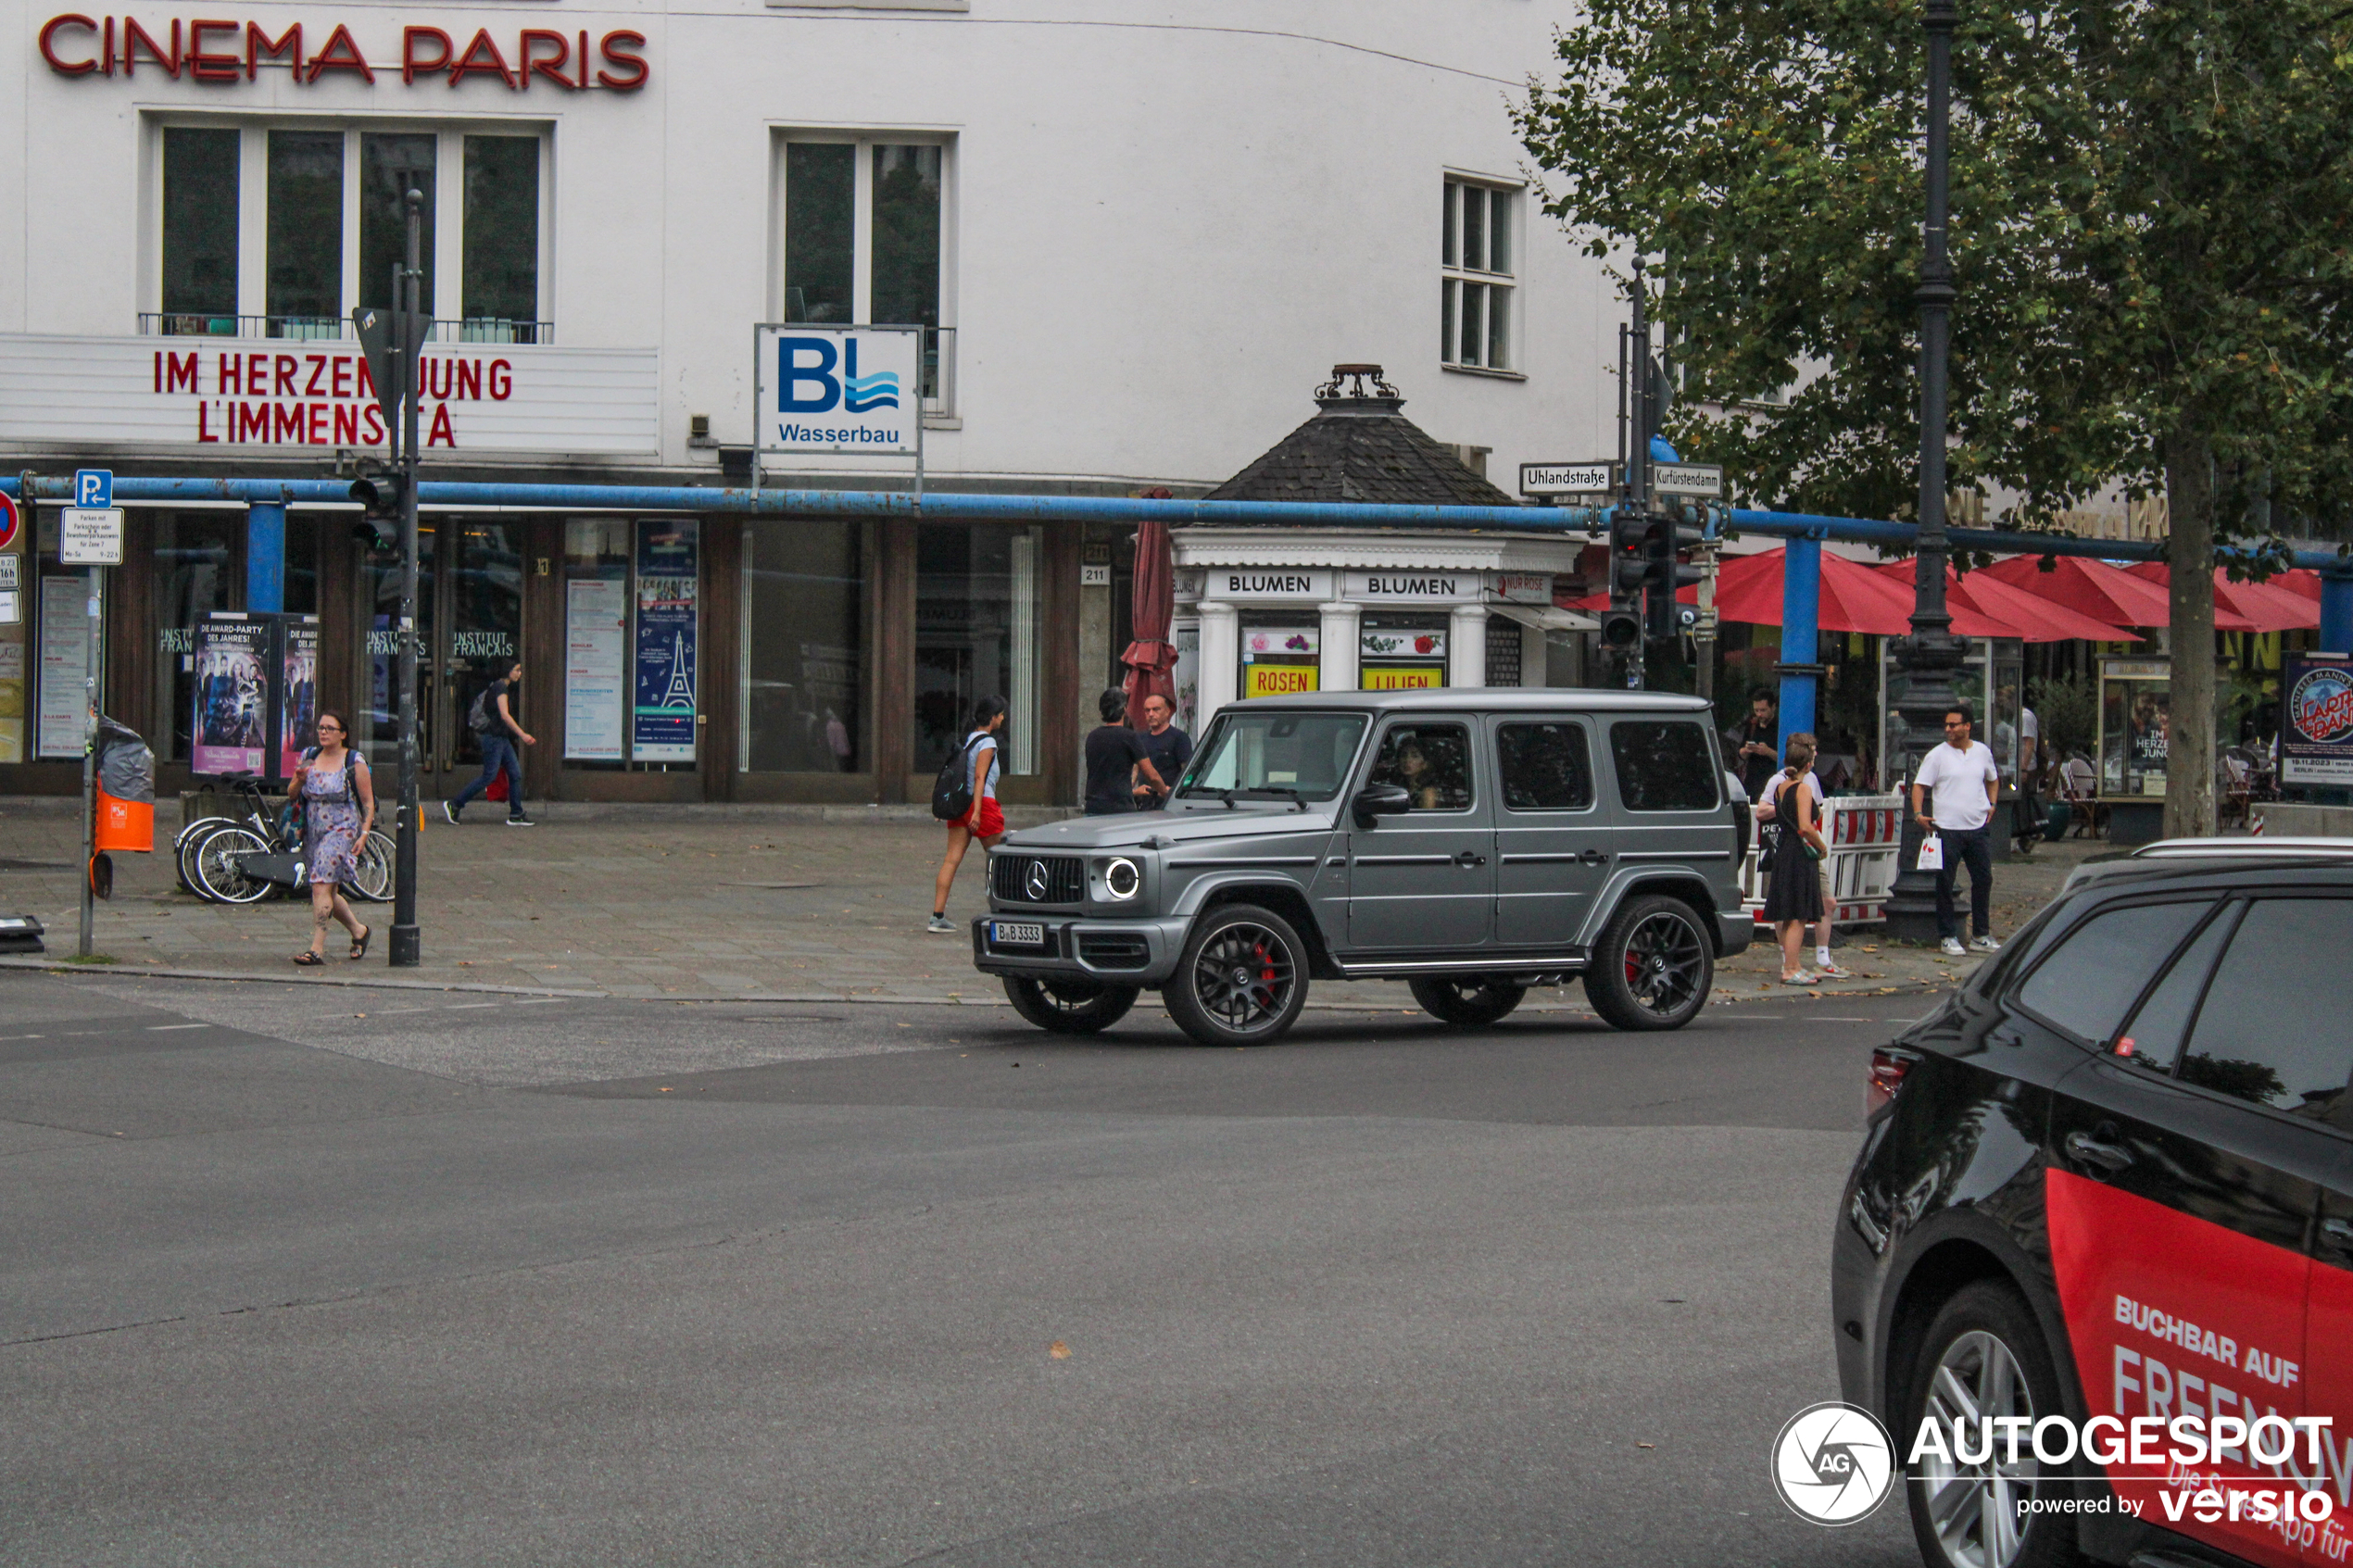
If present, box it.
[192,614,271,776]
[632,520,698,763]
[278,618,319,778]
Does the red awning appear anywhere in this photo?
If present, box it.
[2122,562,2315,633]
[1871,561,2140,643]
[1981,553,2258,632]
[1667,547,1918,634]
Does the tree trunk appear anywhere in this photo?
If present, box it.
[2162,428,2218,840]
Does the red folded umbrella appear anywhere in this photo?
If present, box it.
[1870,561,2139,642]
[2122,562,2314,633]
[1978,553,2245,629]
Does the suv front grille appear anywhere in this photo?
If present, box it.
[992,853,1084,905]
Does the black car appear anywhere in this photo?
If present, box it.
[1834,845,2353,1568]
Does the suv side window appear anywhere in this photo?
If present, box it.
[2011,899,2211,1047]
[1367,722,1473,811]
[2109,902,2242,1076]
[1609,721,1719,811]
[1496,721,1592,812]
[2177,897,2353,1122]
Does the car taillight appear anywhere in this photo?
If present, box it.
[1867,1047,1918,1118]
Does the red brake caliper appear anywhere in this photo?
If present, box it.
[1254,939,1275,1001]
[1625,943,1642,986]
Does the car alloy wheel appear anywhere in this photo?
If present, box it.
[1917,1330,2039,1568]
[1002,976,1139,1035]
[1583,893,1713,1031]
[1164,903,1311,1047]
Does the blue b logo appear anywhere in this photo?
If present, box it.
[775,337,900,414]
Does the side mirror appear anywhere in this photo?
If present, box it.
[1352,782,1413,829]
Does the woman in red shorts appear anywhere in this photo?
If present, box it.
[929,696,1009,933]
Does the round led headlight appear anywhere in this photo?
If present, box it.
[1102,857,1142,900]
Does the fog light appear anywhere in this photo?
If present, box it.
[1103,858,1141,900]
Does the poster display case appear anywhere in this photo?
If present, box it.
[2098,658,2172,798]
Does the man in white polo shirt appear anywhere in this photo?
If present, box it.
[1911,703,2002,958]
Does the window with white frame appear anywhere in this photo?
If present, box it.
[1441,177,1518,373]
[776,133,955,412]
[154,121,550,342]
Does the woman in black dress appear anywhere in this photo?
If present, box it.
[1760,734,1828,985]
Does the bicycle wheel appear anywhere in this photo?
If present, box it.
[193,826,275,905]
[175,818,230,895]
[347,831,396,903]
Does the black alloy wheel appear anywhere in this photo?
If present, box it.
[1164,903,1310,1047]
[1582,893,1712,1031]
[1002,976,1140,1035]
[1407,977,1528,1027]
[1902,1280,2083,1568]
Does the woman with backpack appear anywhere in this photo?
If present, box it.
[291,710,376,966]
[928,696,1008,935]
[1759,734,1829,985]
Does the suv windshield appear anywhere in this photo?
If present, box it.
[1178,711,1367,802]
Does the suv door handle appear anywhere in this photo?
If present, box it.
[2064,1130,2135,1175]
[1454,850,1487,869]
[1579,848,1608,867]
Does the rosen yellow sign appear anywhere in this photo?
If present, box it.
[1361,667,1440,690]
[1245,664,1319,697]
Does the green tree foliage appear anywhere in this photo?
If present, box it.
[1516,0,2353,834]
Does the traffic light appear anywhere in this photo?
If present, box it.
[1602,507,1648,650]
[1642,506,1708,644]
[348,470,405,551]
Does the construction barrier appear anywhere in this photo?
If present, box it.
[1740,791,1906,928]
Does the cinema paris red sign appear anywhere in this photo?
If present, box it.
[38,14,648,90]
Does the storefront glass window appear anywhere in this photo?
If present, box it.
[267,131,344,327]
[743,521,864,772]
[914,524,1041,778]
[152,514,243,762]
[785,144,854,323]
[161,128,239,320]
[872,145,940,331]
[360,132,437,313]
[463,137,539,332]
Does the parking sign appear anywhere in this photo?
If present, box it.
[74,469,113,509]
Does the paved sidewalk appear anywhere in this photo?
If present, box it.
[0,797,2101,1006]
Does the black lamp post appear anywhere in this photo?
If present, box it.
[1882,0,1967,941]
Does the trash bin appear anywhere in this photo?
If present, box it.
[94,715,156,854]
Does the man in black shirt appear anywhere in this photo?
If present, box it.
[1084,689,1166,814]
[1725,689,1780,803]
[1135,692,1192,809]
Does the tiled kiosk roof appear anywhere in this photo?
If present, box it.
[1204,365,1520,509]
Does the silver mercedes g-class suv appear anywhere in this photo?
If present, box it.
[973,689,1751,1046]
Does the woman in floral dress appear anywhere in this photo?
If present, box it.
[292,711,376,966]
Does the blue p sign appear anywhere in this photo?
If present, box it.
[74,469,112,508]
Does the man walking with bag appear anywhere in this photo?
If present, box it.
[1910,703,2000,958]
[445,659,535,826]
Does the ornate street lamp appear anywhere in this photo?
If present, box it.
[1882,0,1967,941]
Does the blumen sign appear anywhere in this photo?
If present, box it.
[2281,655,2353,786]
[632,520,698,763]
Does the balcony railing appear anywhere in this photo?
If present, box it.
[139,313,554,345]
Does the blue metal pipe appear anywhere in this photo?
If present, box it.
[245,501,285,614]
[2324,578,2353,655]
[1778,536,1820,758]
[2,473,2345,574]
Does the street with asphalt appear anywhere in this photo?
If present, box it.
[0,806,2099,1564]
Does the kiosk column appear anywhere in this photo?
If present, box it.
[1318,601,1360,692]
[1196,600,1239,726]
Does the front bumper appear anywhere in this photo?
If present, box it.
[970,912,1190,985]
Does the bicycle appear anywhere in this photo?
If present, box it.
[181,776,394,905]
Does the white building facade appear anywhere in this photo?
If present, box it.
[0,0,1617,804]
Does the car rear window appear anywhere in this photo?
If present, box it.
[2012,899,2210,1046]
[1497,722,1593,811]
[2177,897,2353,1120]
[1609,721,1719,812]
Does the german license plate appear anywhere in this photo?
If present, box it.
[989,921,1045,947]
